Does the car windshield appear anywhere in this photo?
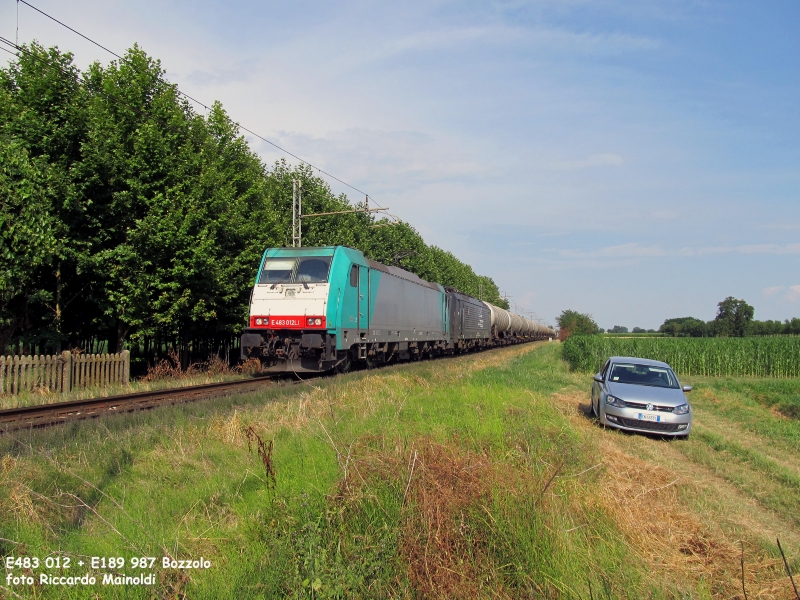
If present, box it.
[608,363,680,388]
[258,256,332,284]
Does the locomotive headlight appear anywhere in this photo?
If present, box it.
[255,318,263,325]
[315,318,322,325]
[307,318,314,325]
[262,318,268,326]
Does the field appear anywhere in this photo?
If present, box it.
[563,335,800,379]
[1,343,799,599]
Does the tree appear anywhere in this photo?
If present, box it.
[659,317,708,337]
[713,297,754,337]
[556,310,600,340]
[632,327,646,333]
[608,325,628,333]
[0,140,57,350]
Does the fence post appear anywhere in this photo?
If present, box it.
[61,351,72,392]
[121,350,130,384]
[0,355,5,395]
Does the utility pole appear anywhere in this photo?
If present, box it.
[292,179,303,247]
[290,184,397,247]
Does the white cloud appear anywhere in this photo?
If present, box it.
[763,286,784,298]
[255,127,490,190]
[560,242,664,259]
[786,286,800,302]
[559,242,800,263]
[547,153,624,170]
[382,25,658,58]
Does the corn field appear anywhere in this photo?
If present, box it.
[562,335,800,377]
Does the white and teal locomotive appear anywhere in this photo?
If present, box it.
[240,246,555,373]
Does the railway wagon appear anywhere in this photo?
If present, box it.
[240,246,449,372]
[448,290,492,351]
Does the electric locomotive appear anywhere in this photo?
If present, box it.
[240,246,554,373]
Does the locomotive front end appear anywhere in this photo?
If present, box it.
[241,247,340,372]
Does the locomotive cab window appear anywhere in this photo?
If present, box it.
[296,257,332,283]
[258,258,295,284]
[349,265,359,287]
[258,256,332,284]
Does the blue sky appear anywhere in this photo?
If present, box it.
[3,0,799,329]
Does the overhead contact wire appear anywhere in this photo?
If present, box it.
[13,0,374,200]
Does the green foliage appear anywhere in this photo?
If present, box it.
[0,43,505,356]
[608,325,628,333]
[713,296,754,337]
[659,316,708,337]
[556,309,600,339]
[562,334,800,377]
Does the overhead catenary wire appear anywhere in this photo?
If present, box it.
[1,33,405,238]
[11,0,378,203]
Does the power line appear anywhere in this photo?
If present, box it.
[1,34,403,231]
[0,36,202,142]
[14,0,373,200]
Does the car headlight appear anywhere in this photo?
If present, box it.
[606,395,625,408]
[674,404,690,415]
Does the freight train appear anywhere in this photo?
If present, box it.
[240,246,555,373]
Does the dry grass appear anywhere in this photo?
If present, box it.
[551,388,799,599]
[330,435,512,599]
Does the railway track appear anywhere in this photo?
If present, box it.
[0,343,540,434]
[0,376,277,433]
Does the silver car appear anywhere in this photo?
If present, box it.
[591,356,693,437]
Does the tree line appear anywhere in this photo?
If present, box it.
[556,297,799,341]
[659,297,800,337]
[0,43,507,364]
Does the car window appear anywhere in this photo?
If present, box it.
[600,360,610,379]
[609,363,680,388]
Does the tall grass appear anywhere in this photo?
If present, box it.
[562,335,800,377]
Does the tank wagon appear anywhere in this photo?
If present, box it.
[240,246,555,373]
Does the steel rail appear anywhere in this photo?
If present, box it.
[0,376,277,433]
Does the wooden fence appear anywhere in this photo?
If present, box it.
[0,351,130,395]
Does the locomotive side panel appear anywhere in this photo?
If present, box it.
[369,272,447,340]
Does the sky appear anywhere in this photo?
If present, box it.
[2,0,799,329]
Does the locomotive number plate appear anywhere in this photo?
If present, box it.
[272,318,301,326]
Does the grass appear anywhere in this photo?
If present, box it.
[0,343,798,598]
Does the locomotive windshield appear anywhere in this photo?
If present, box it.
[258,256,332,284]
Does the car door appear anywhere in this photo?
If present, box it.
[592,360,610,410]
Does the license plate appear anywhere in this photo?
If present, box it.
[638,413,660,422]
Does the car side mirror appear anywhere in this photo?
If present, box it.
[682,385,693,392]
[593,374,603,383]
